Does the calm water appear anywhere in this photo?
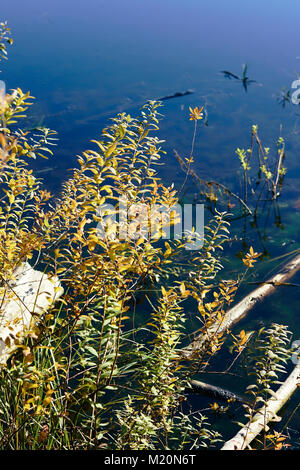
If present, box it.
[1,0,300,445]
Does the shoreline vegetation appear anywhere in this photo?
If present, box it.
[0,21,299,451]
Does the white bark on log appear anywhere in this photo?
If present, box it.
[221,360,300,450]
[0,262,63,365]
[182,253,300,358]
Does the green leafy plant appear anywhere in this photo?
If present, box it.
[240,324,292,449]
[235,125,287,211]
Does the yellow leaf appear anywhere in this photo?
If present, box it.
[164,241,172,257]
[179,283,186,295]
[136,237,145,246]
[97,155,104,166]
[43,396,52,406]
[8,192,15,204]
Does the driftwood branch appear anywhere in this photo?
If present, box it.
[182,253,300,359]
[221,360,300,450]
[187,379,245,403]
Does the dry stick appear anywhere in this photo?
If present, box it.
[177,120,197,196]
[221,360,300,450]
[173,149,252,215]
[273,143,285,199]
[182,253,300,359]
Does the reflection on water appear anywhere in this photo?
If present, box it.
[221,63,260,92]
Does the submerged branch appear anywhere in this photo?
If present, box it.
[174,149,252,215]
[187,379,245,403]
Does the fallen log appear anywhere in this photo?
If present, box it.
[221,360,300,450]
[182,253,300,359]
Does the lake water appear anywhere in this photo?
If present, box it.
[1,0,300,447]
